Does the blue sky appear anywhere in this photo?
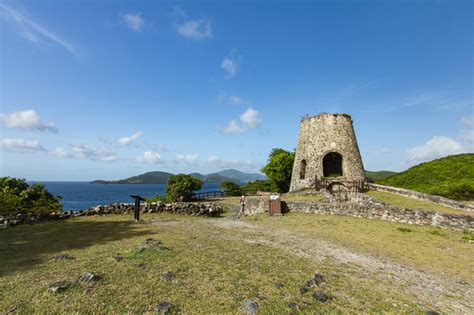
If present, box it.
[0,0,472,181]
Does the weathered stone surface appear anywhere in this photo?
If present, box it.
[80,272,101,282]
[49,281,70,293]
[290,113,365,192]
[138,239,168,253]
[155,301,173,314]
[288,302,299,311]
[161,271,174,282]
[299,287,309,295]
[240,300,258,314]
[312,292,329,303]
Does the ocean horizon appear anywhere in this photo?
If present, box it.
[31,181,221,212]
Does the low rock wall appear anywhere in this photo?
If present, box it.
[245,194,473,230]
[0,202,224,229]
[369,183,474,212]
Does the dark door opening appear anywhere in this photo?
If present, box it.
[300,160,307,179]
[323,152,343,177]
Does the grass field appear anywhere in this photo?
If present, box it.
[1,208,472,313]
[366,190,473,215]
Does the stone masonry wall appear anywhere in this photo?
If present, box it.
[245,194,473,230]
[0,202,224,229]
[290,114,365,192]
[369,183,474,212]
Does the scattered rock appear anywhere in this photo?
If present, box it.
[274,282,283,289]
[161,271,175,282]
[138,238,168,252]
[49,281,70,293]
[425,311,440,315]
[240,300,258,314]
[313,272,325,285]
[155,301,173,314]
[137,263,147,270]
[54,255,75,261]
[80,272,101,282]
[288,302,299,311]
[312,292,330,303]
[299,287,309,295]
[113,255,124,262]
[257,294,267,300]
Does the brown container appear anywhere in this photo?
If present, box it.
[269,198,282,216]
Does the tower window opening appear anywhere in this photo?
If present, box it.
[300,160,307,179]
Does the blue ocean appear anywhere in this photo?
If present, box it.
[35,182,221,212]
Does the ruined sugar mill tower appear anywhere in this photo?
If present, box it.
[289,113,366,192]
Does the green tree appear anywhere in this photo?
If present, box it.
[261,148,295,193]
[166,174,203,202]
[220,181,241,196]
[0,177,62,215]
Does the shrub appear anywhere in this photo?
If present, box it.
[166,174,203,202]
[0,177,62,215]
[397,227,413,233]
[261,148,295,193]
[240,179,277,193]
[220,181,241,196]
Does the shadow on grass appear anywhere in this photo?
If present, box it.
[0,218,152,276]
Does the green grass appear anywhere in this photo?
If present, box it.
[366,190,472,215]
[365,170,398,182]
[378,153,474,201]
[1,211,471,313]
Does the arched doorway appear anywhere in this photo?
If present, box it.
[323,152,343,177]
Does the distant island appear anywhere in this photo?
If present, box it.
[91,169,266,185]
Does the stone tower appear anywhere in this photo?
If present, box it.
[289,113,366,192]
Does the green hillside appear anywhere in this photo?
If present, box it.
[365,170,397,182]
[378,154,474,201]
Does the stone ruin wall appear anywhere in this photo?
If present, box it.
[290,114,366,192]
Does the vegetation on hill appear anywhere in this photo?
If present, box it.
[0,177,62,215]
[365,170,397,182]
[379,154,474,201]
[92,169,264,185]
[220,181,242,196]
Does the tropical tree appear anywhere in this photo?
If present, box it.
[220,181,241,196]
[166,174,203,202]
[261,148,295,193]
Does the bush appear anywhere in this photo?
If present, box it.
[220,181,241,196]
[166,174,203,202]
[240,179,277,193]
[0,177,62,215]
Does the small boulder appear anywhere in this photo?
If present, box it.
[137,263,147,270]
[425,311,440,315]
[299,287,309,295]
[49,281,70,293]
[161,271,175,282]
[114,255,125,262]
[312,292,329,303]
[155,301,173,314]
[274,282,283,289]
[288,302,299,311]
[80,272,101,282]
[240,300,258,314]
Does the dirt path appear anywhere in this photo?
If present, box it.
[198,218,473,314]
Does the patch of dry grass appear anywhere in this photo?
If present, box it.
[366,190,472,215]
[0,213,427,314]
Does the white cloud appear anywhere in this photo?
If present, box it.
[217,92,247,105]
[120,12,144,32]
[0,109,57,133]
[50,147,69,158]
[118,131,143,145]
[70,145,118,161]
[221,49,241,78]
[407,136,463,163]
[0,3,76,55]
[177,18,212,40]
[221,107,261,134]
[175,153,199,164]
[460,116,474,128]
[229,95,244,105]
[137,151,162,164]
[0,138,46,151]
